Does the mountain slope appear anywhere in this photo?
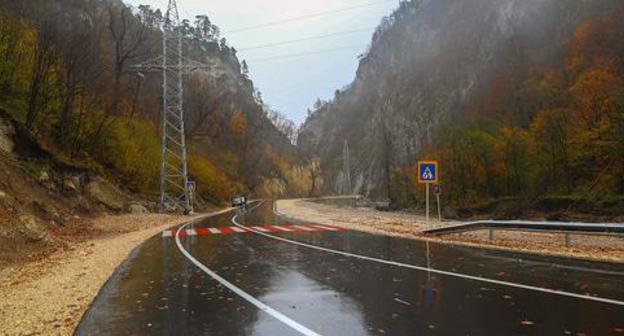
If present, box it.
[0,0,297,204]
[298,0,623,207]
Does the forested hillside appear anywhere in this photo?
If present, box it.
[0,0,305,204]
[298,0,624,216]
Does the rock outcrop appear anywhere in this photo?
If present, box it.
[85,177,127,211]
[16,213,48,242]
[0,111,15,154]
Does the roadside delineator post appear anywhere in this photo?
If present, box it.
[434,183,442,223]
[418,161,439,228]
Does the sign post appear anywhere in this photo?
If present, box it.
[418,161,439,228]
[426,183,430,224]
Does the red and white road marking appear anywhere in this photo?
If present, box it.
[163,223,347,238]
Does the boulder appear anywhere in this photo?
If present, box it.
[374,200,391,211]
[355,197,374,208]
[442,206,459,219]
[63,178,79,192]
[16,213,48,242]
[127,203,149,214]
[33,200,61,223]
[0,117,15,153]
[38,170,50,182]
[85,177,126,211]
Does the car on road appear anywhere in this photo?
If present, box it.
[231,196,247,207]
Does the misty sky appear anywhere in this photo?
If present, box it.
[126,0,399,124]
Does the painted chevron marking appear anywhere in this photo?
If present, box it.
[163,224,346,238]
[290,225,317,231]
[271,225,293,232]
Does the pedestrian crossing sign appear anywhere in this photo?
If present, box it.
[418,161,438,184]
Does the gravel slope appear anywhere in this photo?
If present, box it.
[0,210,229,336]
[276,198,624,263]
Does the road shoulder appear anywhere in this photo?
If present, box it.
[0,210,229,336]
[276,198,624,264]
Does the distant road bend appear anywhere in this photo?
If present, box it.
[76,201,624,335]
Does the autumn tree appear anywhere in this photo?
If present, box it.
[107,3,152,116]
[230,109,248,138]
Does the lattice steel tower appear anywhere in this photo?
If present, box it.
[133,0,210,213]
[342,139,352,195]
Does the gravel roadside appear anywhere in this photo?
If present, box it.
[0,210,229,336]
[276,198,624,263]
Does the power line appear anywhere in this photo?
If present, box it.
[225,0,396,34]
[238,27,375,51]
[246,45,368,63]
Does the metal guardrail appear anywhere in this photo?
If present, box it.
[423,220,624,236]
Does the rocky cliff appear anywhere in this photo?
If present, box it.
[298,0,621,198]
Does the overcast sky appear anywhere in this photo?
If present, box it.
[126,0,399,124]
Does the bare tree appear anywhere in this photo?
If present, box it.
[25,3,59,130]
[107,4,151,116]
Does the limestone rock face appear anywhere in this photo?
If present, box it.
[297,0,620,198]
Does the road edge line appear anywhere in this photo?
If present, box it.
[174,206,323,336]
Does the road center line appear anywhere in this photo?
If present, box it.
[175,212,323,336]
[229,206,624,307]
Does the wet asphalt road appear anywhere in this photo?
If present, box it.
[76,201,624,335]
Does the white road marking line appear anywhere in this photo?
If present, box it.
[208,228,221,234]
[231,226,247,233]
[186,228,197,236]
[175,214,322,336]
[162,230,172,237]
[253,226,270,232]
[311,224,339,231]
[272,225,293,232]
[229,208,624,307]
[292,225,317,231]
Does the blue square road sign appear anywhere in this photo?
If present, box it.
[418,161,438,184]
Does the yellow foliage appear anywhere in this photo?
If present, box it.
[105,118,161,192]
[188,154,231,202]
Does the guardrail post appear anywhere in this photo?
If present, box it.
[489,228,494,241]
[564,232,571,248]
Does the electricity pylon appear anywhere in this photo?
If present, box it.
[342,139,352,195]
[133,0,210,213]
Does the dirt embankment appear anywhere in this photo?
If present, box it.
[276,198,624,263]
[0,107,162,266]
[0,108,231,335]
[0,212,216,336]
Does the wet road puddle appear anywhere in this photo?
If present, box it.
[162,223,348,238]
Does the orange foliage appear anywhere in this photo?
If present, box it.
[229,109,248,138]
